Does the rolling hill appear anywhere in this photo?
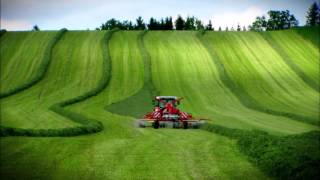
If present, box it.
[0,28,319,179]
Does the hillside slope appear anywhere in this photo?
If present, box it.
[145,31,317,133]
[0,29,319,179]
[200,31,319,125]
[0,31,58,96]
[0,31,107,129]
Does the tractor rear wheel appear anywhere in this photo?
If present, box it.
[154,120,159,129]
[183,121,188,129]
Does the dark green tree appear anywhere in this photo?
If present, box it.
[100,18,118,30]
[242,26,247,31]
[0,29,7,36]
[266,10,298,30]
[148,17,173,30]
[165,17,173,30]
[160,18,165,30]
[306,2,320,26]
[206,20,213,30]
[127,21,134,30]
[267,11,280,30]
[33,25,40,31]
[122,20,134,30]
[250,16,267,31]
[184,16,196,30]
[195,19,204,30]
[288,14,299,28]
[148,17,158,30]
[175,15,185,30]
[225,26,229,31]
[218,26,222,31]
[136,16,146,30]
[237,24,241,31]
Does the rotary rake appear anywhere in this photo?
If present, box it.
[138,96,205,129]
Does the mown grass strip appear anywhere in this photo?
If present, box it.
[0,29,67,98]
[201,123,320,180]
[197,31,319,126]
[138,30,159,96]
[260,32,319,92]
[0,29,118,137]
[105,30,159,117]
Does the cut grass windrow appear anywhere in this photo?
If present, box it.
[1,29,318,179]
[0,29,118,136]
[0,29,67,98]
[105,30,159,117]
[138,30,160,96]
[197,31,319,126]
[201,123,320,180]
[63,31,269,179]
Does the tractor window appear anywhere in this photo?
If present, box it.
[159,101,165,108]
[157,99,177,108]
[167,100,177,107]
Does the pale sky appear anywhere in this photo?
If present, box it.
[0,0,315,30]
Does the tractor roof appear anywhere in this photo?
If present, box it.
[156,96,179,100]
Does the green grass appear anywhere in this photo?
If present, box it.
[145,31,317,134]
[200,31,319,125]
[202,123,320,180]
[0,31,107,129]
[0,28,319,179]
[0,31,60,96]
[261,30,319,91]
[66,31,268,179]
[293,26,320,48]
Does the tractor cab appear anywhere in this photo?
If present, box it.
[154,96,181,109]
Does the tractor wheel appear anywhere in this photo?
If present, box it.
[173,122,179,128]
[138,121,145,128]
[183,121,188,129]
[154,120,159,129]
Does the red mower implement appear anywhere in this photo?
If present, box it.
[138,96,205,129]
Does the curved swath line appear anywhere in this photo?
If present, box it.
[104,31,159,113]
[0,29,118,137]
[139,31,159,96]
[196,32,319,126]
[259,32,319,92]
[0,29,67,98]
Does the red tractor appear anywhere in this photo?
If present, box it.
[138,96,204,129]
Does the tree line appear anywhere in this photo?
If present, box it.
[97,15,214,31]
[97,15,245,31]
[250,2,319,31]
[97,2,319,32]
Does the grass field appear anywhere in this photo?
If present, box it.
[0,31,106,129]
[0,28,319,179]
[200,31,319,125]
[0,31,58,95]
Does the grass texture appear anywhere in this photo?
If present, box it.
[0,28,319,179]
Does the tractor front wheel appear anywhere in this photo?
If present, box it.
[154,120,159,129]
